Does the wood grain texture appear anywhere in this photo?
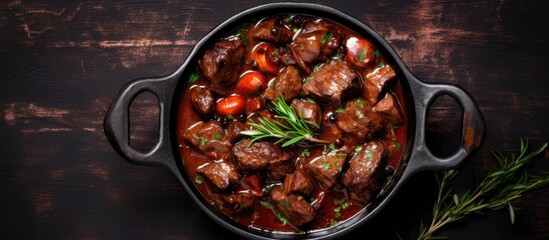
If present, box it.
[1,0,548,239]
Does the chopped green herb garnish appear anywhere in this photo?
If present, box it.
[293,28,298,33]
[232,23,251,46]
[331,220,339,226]
[313,63,322,72]
[280,200,291,207]
[276,211,289,225]
[322,31,333,45]
[334,198,349,210]
[214,134,222,140]
[260,200,272,208]
[301,148,311,157]
[394,141,401,151]
[304,76,313,83]
[357,112,365,119]
[366,150,374,161]
[188,72,199,84]
[271,49,280,57]
[199,137,207,146]
[378,61,385,67]
[358,48,367,62]
[332,52,343,60]
[283,17,291,23]
[355,145,363,153]
[373,50,380,59]
[325,143,338,156]
[241,36,249,45]
[227,114,234,120]
[334,207,342,218]
[194,175,202,184]
[334,198,346,206]
[335,108,346,114]
[307,98,315,104]
[181,158,185,165]
[357,98,364,109]
[320,155,330,169]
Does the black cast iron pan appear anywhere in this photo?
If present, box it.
[104,3,485,239]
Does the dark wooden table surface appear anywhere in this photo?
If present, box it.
[2,0,548,239]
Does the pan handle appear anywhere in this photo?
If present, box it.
[103,75,177,170]
[406,77,485,174]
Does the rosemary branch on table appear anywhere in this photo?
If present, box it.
[240,95,330,147]
[416,139,548,240]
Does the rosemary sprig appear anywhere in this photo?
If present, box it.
[417,139,548,240]
[240,95,330,147]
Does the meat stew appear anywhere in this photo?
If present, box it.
[176,15,407,233]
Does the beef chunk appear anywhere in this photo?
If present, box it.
[262,66,302,101]
[290,49,312,74]
[190,86,214,115]
[302,60,358,106]
[233,138,292,170]
[374,93,404,126]
[257,108,275,120]
[222,192,257,214]
[283,169,315,196]
[291,99,322,127]
[270,186,316,228]
[310,190,326,210]
[246,96,264,115]
[234,174,264,197]
[226,120,252,143]
[343,141,386,205]
[307,152,346,190]
[336,98,384,140]
[247,109,275,126]
[249,17,293,44]
[184,121,232,160]
[288,20,341,63]
[198,39,245,95]
[274,47,297,67]
[321,29,342,57]
[198,162,240,190]
[267,160,295,181]
[289,34,320,64]
[364,64,397,105]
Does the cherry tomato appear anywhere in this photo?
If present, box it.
[236,71,267,97]
[216,95,246,118]
[250,42,280,75]
[345,36,375,69]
